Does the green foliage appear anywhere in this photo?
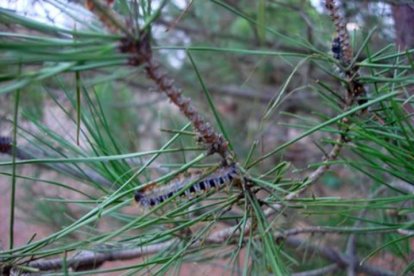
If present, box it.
[0,1,413,275]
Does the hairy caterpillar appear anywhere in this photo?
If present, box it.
[134,164,239,208]
[0,136,12,154]
[331,36,343,62]
[325,0,352,65]
[331,36,367,107]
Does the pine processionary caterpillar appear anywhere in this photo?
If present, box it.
[134,163,240,208]
[331,36,343,62]
[331,36,367,106]
[0,136,12,154]
[325,0,352,65]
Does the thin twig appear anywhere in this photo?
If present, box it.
[9,183,397,274]
[346,224,358,276]
[345,187,386,276]
[18,206,398,275]
[285,132,346,200]
[278,226,395,238]
[286,0,369,200]
[389,180,414,194]
[292,264,339,276]
[27,240,175,271]
[286,237,396,276]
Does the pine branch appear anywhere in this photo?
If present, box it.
[325,0,353,65]
[288,0,371,200]
[12,203,398,275]
[142,54,229,158]
[286,237,396,276]
[86,0,230,159]
[325,0,366,106]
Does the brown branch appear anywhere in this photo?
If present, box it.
[325,0,366,106]
[85,0,231,159]
[18,206,398,275]
[286,237,396,276]
[206,202,282,243]
[287,0,371,200]
[141,54,229,158]
[285,132,346,200]
[17,202,281,272]
[9,182,398,274]
[278,226,395,238]
[26,240,175,272]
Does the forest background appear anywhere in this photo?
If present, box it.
[0,0,414,275]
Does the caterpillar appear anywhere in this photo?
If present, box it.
[0,136,12,154]
[325,0,352,65]
[331,36,343,62]
[331,36,367,106]
[134,163,239,208]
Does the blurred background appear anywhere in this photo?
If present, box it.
[1,0,413,275]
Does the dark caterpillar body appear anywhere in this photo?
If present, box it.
[331,36,343,62]
[134,164,239,208]
[0,136,12,154]
[331,36,367,106]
